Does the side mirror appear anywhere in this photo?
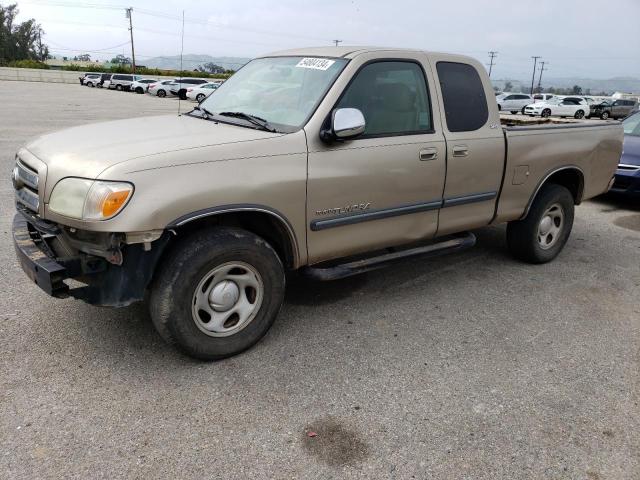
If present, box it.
[321,108,366,142]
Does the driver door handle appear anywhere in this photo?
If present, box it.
[419,147,438,161]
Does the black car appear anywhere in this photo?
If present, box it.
[590,99,638,120]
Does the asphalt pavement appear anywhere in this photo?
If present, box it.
[0,81,638,479]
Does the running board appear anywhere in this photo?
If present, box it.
[302,232,476,281]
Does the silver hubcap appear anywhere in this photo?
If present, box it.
[192,262,263,337]
[538,203,564,250]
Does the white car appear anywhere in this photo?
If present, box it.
[130,78,158,94]
[533,93,555,103]
[147,80,177,98]
[495,93,534,114]
[524,97,590,119]
[82,73,102,87]
[186,82,220,102]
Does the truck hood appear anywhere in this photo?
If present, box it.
[24,114,282,180]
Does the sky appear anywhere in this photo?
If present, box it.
[14,0,640,80]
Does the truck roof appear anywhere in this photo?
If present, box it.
[261,46,475,63]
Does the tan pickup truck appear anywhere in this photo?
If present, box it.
[12,47,623,359]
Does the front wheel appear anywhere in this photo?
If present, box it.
[600,111,609,120]
[521,106,527,114]
[574,110,585,119]
[116,84,123,91]
[510,111,518,115]
[196,93,206,103]
[157,89,166,97]
[86,81,93,87]
[149,227,286,360]
[541,108,551,118]
[506,184,574,264]
[135,87,144,94]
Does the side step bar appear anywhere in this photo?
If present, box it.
[302,232,476,281]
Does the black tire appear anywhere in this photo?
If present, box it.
[497,104,502,111]
[541,108,551,118]
[116,84,123,91]
[510,111,518,115]
[506,184,574,264]
[157,89,166,98]
[179,88,188,100]
[87,81,93,87]
[135,87,144,94]
[521,106,527,114]
[196,93,206,103]
[149,227,286,360]
[600,111,609,120]
[574,110,584,119]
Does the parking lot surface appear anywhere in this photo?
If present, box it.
[1,81,638,479]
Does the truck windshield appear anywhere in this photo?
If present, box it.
[199,56,348,133]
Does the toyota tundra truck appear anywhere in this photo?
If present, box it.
[12,47,623,360]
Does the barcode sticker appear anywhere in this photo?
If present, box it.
[296,57,336,71]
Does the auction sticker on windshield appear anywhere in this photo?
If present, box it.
[296,58,336,70]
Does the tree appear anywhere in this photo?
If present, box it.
[110,54,131,65]
[198,62,225,74]
[0,3,49,64]
[571,85,583,95]
[76,53,91,62]
[504,81,513,92]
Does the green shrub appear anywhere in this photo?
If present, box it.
[8,59,49,69]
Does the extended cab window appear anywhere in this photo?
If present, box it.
[336,61,431,136]
[436,62,489,132]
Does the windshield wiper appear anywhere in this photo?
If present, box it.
[218,111,276,132]
[192,105,216,118]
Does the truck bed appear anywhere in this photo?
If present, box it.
[494,121,624,223]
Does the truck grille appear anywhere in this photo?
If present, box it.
[12,158,40,213]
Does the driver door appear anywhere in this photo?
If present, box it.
[304,57,446,264]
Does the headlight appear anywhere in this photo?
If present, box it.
[49,178,133,220]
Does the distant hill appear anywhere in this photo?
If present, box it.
[492,76,640,94]
[143,54,250,71]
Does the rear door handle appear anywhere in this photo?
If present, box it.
[452,145,469,157]
[419,147,438,161]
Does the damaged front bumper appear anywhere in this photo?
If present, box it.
[12,210,170,307]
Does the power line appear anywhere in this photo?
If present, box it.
[487,51,498,77]
[530,56,541,95]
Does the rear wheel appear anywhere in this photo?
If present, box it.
[506,184,574,264]
[157,89,166,97]
[521,106,527,114]
[196,93,206,103]
[179,88,188,100]
[510,111,518,115]
[116,84,123,91]
[135,87,144,94]
[541,108,551,118]
[149,227,286,360]
[86,81,93,87]
[600,111,609,120]
[497,104,502,111]
[574,110,585,119]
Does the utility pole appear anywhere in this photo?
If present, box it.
[487,51,498,77]
[333,40,342,47]
[125,7,136,73]
[530,56,541,95]
[537,61,548,93]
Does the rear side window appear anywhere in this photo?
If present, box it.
[436,62,488,132]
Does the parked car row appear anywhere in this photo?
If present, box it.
[78,72,223,100]
[494,90,638,120]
